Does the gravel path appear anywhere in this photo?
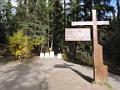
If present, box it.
[0,57,119,90]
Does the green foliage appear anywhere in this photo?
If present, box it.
[15,50,22,57]
[9,30,33,58]
[0,0,6,10]
[0,0,120,68]
[32,36,46,46]
[15,0,48,46]
[8,28,46,59]
[0,44,9,56]
[0,0,14,43]
[52,0,64,53]
[62,53,69,61]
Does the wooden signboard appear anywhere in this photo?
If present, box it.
[65,28,91,41]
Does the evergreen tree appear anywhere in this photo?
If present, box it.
[15,0,49,50]
[52,0,64,54]
[106,0,120,66]
[0,0,14,43]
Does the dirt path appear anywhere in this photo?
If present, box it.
[0,57,119,90]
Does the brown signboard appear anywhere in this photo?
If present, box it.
[65,28,91,41]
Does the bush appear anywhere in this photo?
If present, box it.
[0,44,9,56]
[9,30,33,59]
[62,53,69,61]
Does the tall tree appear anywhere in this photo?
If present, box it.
[52,0,64,54]
[0,0,13,43]
[14,0,49,54]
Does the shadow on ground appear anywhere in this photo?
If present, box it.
[54,64,73,68]
[109,73,120,82]
[0,56,16,65]
[0,61,49,90]
[54,63,93,83]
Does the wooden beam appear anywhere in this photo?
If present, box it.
[72,21,93,26]
[97,21,109,25]
[72,21,109,26]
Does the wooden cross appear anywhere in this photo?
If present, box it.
[72,10,109,82]
[72,10,109,44]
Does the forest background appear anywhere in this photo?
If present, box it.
[0,0,120,74]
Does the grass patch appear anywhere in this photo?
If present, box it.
[0,56,18,65]
[3,60,17,64]
[0,55,37,65]
[93,81,113,90]
[104,83,113,90]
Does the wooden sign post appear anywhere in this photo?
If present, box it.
[71,10,109,83]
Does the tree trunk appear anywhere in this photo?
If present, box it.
[73,42,77,59]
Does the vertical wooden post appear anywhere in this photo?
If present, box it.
[92,10,108,82]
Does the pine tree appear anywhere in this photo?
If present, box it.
[0,0,14,43]
[52,0,64,54]
[16,0,49,44]
[13,0,49,55]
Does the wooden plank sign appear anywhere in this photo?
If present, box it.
[65,28,91,41]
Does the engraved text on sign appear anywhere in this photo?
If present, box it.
[65,28,91,41]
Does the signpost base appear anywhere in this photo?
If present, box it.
[94,44,108,83]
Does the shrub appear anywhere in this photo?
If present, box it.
[62,53,69,61]
[0,44,9,56]
[8,30,33,59]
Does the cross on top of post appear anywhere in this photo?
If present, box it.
[72,10,109,43]
[72,10,109,26]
